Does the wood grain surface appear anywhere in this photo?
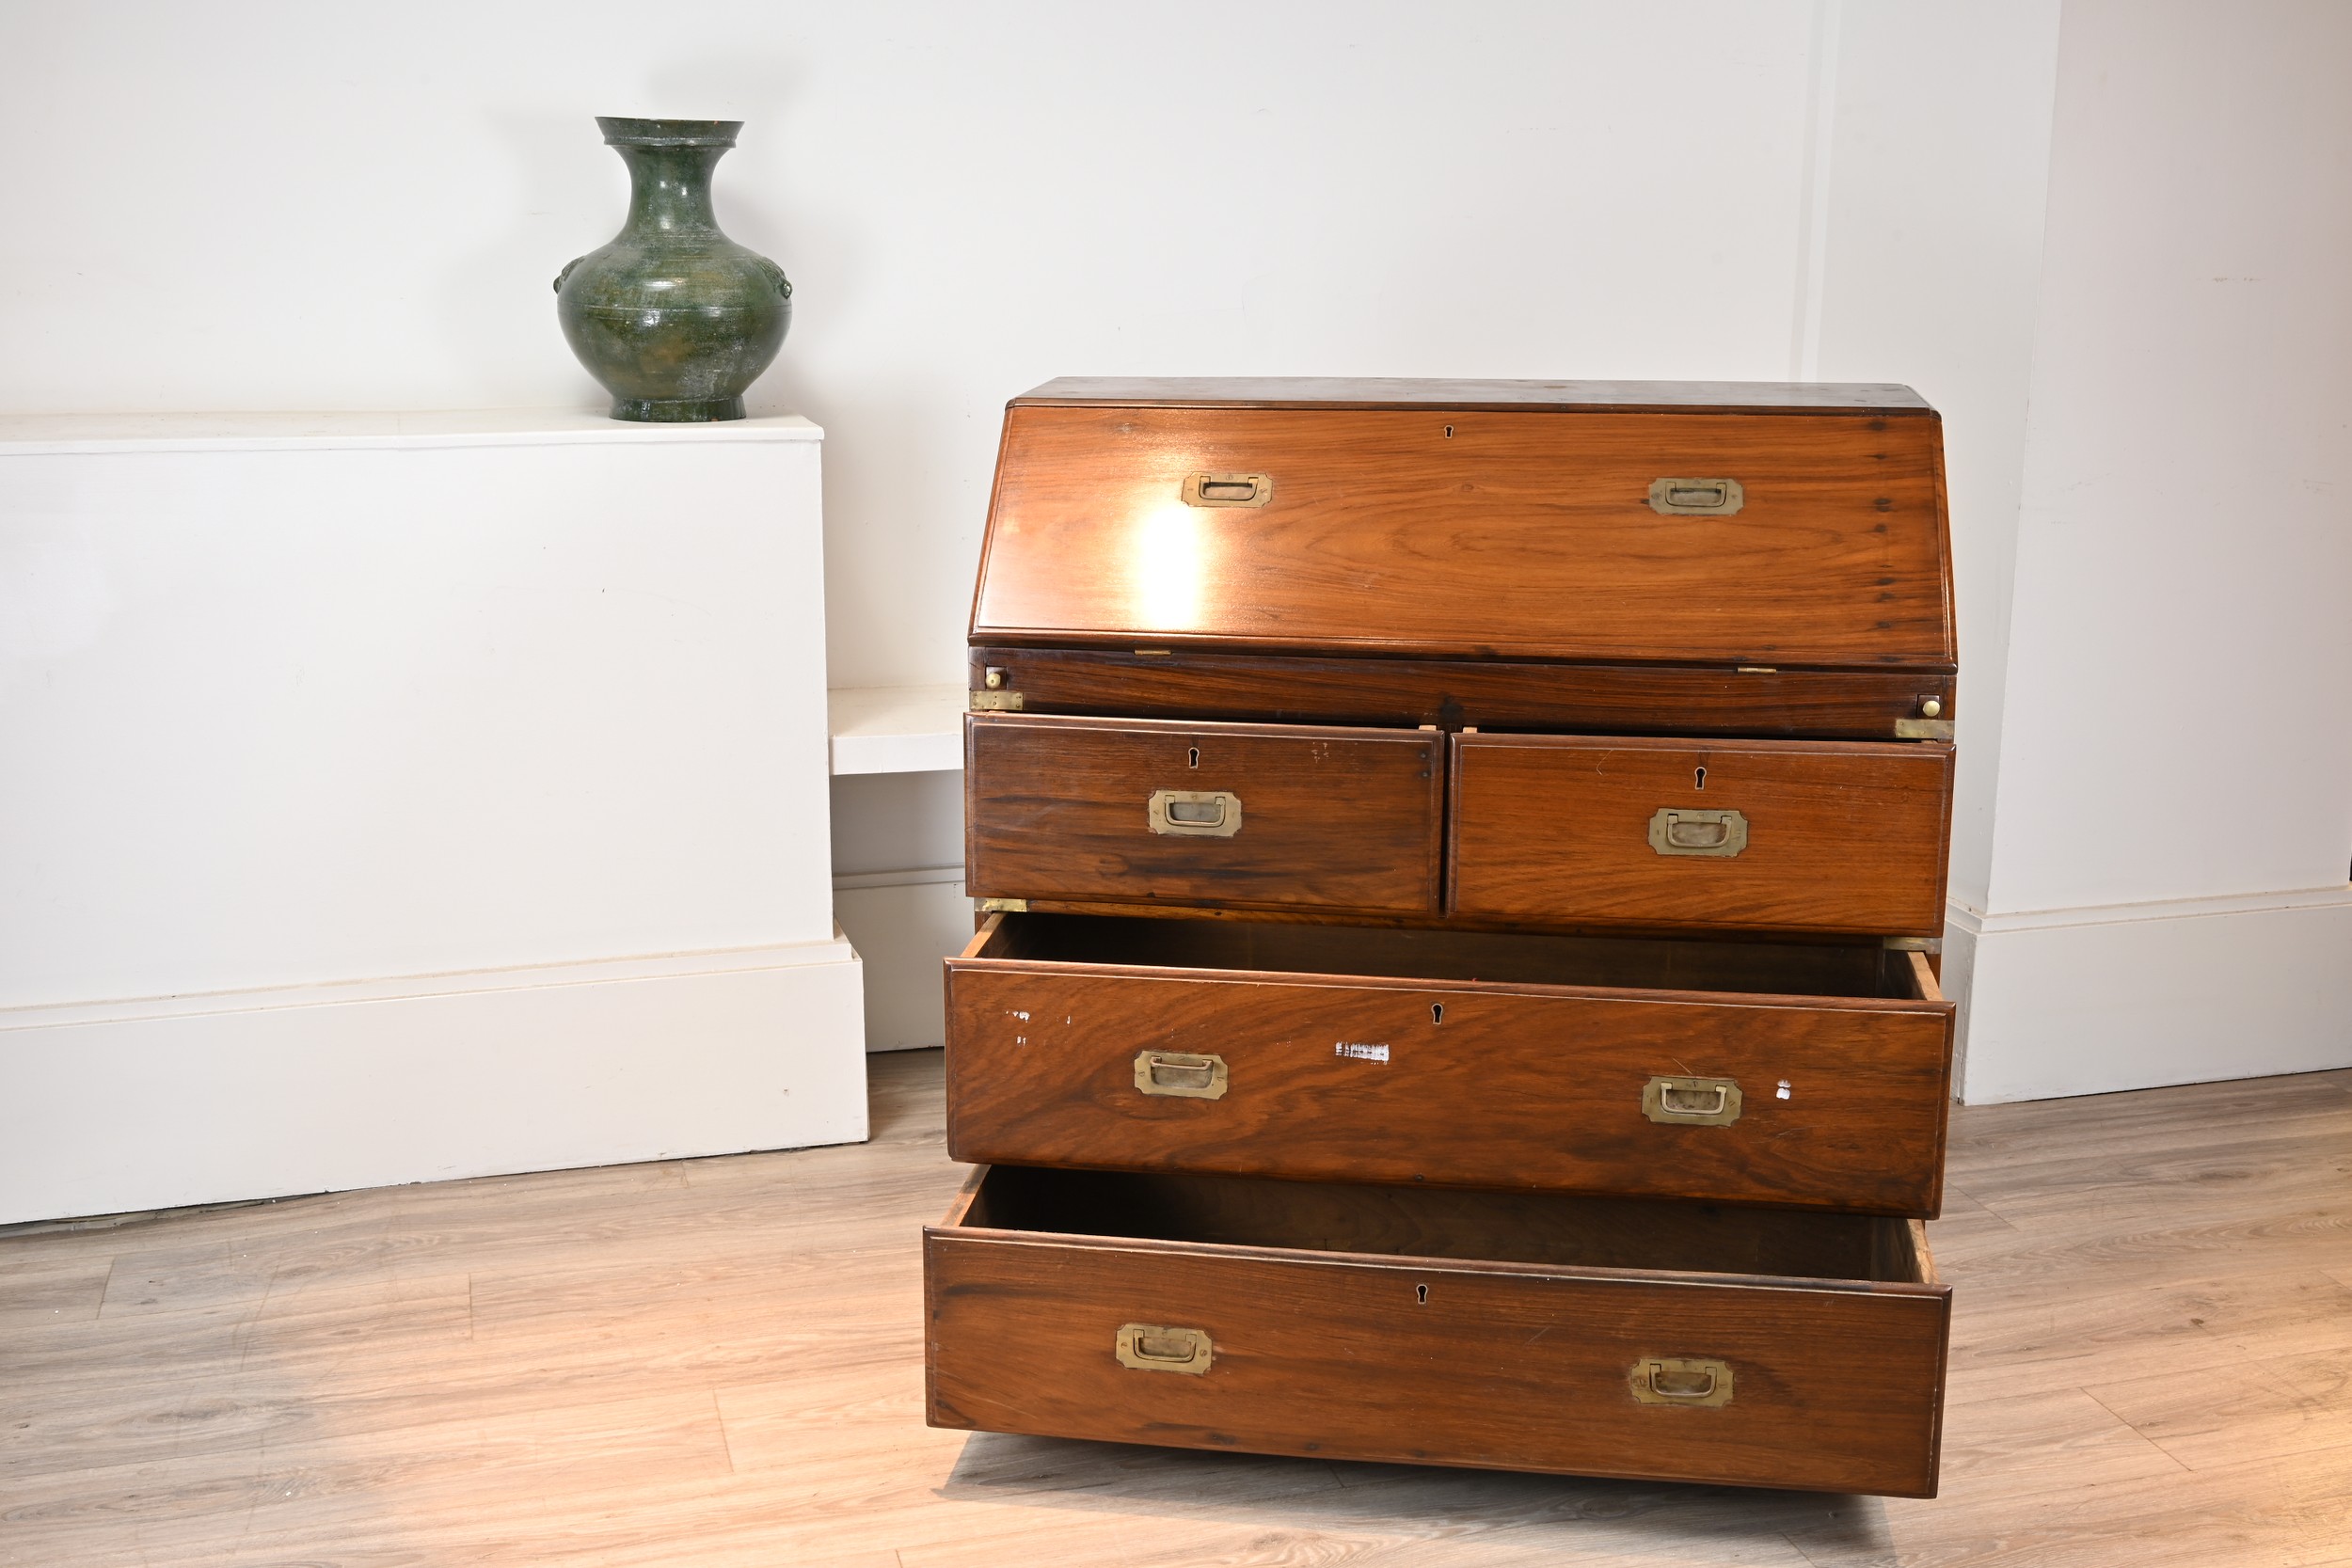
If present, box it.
[946,913,1952,1214]
[1450,734,1954,936]
[1012,377,1937,413]
[970,645,1955,738]
[971,404,1953,667]
[961,1165,1922,1280]
[965,713,1443,915]
[4,1050,2350,1565]
[927,1166,1949,1497]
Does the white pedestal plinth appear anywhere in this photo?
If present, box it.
[0,410,866,1223]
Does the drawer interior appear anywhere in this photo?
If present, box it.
[963,1164,1931,1285]
[980,911,1923,1000]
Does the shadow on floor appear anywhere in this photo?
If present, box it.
[939,1430,1895,1562]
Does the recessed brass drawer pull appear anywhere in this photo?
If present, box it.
[1631,1356,1734,1407]
[1134,1050,1229,1100]
[1150,788,1243,837]
[1643,1075,1742,1125]
[1647,806,1748,857]
[1116,1323,1214,1373]
[1182,472,1274,508]
[1647,478,1744,515]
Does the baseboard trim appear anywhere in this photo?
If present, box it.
[0,935,867,1225]
[833,877,972,1053]
[1948,882,2352,938]
[832,865,964,892]
[1951,892,2352,1104]
[0,933,858,1034]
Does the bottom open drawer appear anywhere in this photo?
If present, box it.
[926,1165,1949,1497]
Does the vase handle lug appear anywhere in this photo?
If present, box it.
[756,256,792,299]
[553,257,584,294]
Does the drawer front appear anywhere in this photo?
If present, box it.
[947,929,1951,1216]
[966,714,1443,914]
[1450,734,1953,935]
[972,404,1953,668]
[927,1174,1950,1497]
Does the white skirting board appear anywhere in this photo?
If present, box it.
[0,936,866,1227]
[834,870,973,1052]
[1949,887,2352,1104]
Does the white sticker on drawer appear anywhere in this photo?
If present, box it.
[1335,1042,1391,1063]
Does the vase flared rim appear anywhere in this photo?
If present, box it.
[596,116,740,149]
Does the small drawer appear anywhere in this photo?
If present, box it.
[1449,733,1953,935]
[946,912,1952,1216]
[965,714,1443,915]
[926,1165,1950,1497]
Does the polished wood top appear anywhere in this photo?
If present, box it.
[972,403,1955,668]
[1014,377,1935,414]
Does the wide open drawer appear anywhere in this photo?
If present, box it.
[926,1164,1950,1497]
[1449,733,1954,936]
[965,713,1443,915]
[946,912,1952,1216]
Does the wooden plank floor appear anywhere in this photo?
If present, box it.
[5,1051,2349,1567]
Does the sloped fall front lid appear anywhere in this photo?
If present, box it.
[969,378,1954,671]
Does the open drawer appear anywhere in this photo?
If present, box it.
[926,1164,1950,1497]
[946,912,1952,1216]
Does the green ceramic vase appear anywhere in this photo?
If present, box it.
[554,118,791,422]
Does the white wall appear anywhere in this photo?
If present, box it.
[2,0,1848,693]
[1954,0,2352,1101]
[14,2,2333,1104]
[1812,2,2065,916]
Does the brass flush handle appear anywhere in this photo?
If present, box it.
[1150,789,1242,837]
[1648,807,1748,857]
[1631,1356,1734,1406]
[1643,1075,1743,1125]
[1182,472,1274,508]
[1116,1323,1214,1373]
[1134,1050,1229,1100]
[1648,478,1745,515]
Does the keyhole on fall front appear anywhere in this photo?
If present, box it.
[1694,767,1708,791]
[1431,1003,1445,1024]
[1416,1283,1430,1305]
[1188,747,1200,768]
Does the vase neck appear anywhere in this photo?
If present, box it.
[619,145,725,233]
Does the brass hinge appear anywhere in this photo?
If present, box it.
[1881,936,1943,954]
[976,896,1028,913]
[969,689,1023,712]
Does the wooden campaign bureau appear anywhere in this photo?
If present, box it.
[925,378,1959,1498]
